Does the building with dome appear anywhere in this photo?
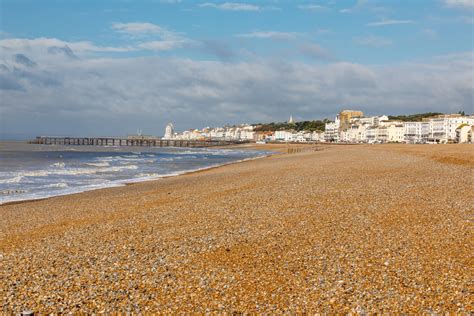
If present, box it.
[163,122,174,139]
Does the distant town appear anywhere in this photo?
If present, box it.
[163,111,474,144]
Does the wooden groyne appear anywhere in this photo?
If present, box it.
[287,146,322,154]
[30,136,247,148]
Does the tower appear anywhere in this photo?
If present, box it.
[288,115,295,124]
[164,123,174,139]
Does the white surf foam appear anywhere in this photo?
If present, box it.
[40,182,69,189]
[0,175,24,184]
[0,149,273,205]
[85,162,110,167]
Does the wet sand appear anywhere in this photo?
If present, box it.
[1,144,472,313]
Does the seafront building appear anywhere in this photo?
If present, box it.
[164,124,256,142]
[324,116,340,142]
[336,112,389,143]
[161,111,473,144]
[427,114,474,143]
[323,111,474,144]
[324,122,339,142]
[404,122,430,144]
[386,122,405,142]
[338,110,364,131]
[455,125,473,143]
[273,130,323,142]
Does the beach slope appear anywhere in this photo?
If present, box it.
[1,144,472,313]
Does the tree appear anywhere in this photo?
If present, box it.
[387,112,443,122]
[253,120,329,132]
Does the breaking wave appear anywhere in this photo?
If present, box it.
[85,162,110,167]
[0,176,24,184]
[0,147,272,205]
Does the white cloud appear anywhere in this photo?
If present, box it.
[367,19,415,26]
[443,0,474,9]
[354,35,393,47]
[297,4,326,11]
[236,31,302,40]
[112,22,164,35]
[111,22,186,43]
[137,40,192,51]
[0,37,136,54]
[0,34,194,57]
[110,22,196,51]
[199,2,261,11]
[1,37,472,137]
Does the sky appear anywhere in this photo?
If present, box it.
[0,0,473,138]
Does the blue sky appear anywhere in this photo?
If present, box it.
[0,0,473,138]
[2,0,472,63]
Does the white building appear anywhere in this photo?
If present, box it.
[377,115,389,125]
[311,131,325,142]
[377,126,389,143]
[295,132,307,142]
[185,129,203,140]
[352,115,388,127]
[365,127,378,143]
[326,113,395,143]
[384,122,404,143]
[238,126,256,141]
[275,130,296,142]
[404,122,430,143]
[455,125,473,143]
[275,130,323,142]
[163,123,174,139]
[355,116,377,126]
[172,124,255,141]
[342,124,369,143]
[428,115,474,143]
[324,118,340,142]
[210,128,225,139]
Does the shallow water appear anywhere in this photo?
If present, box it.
[0,142,271,204]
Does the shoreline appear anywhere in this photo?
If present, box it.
[0,147,282,207]
[0,142,467,207]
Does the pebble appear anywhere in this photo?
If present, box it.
[1,144,472,313]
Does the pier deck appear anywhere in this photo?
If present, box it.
[31,136,246,147]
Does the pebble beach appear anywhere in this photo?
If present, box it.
[1,144,472,313]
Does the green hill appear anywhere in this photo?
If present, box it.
[387,112,443,122]
[254,120,330,132]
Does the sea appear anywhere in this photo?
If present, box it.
[0,141,272,205]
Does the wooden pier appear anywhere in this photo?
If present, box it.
[31,136,246,148]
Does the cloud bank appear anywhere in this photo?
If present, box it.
[1,39,472,138]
